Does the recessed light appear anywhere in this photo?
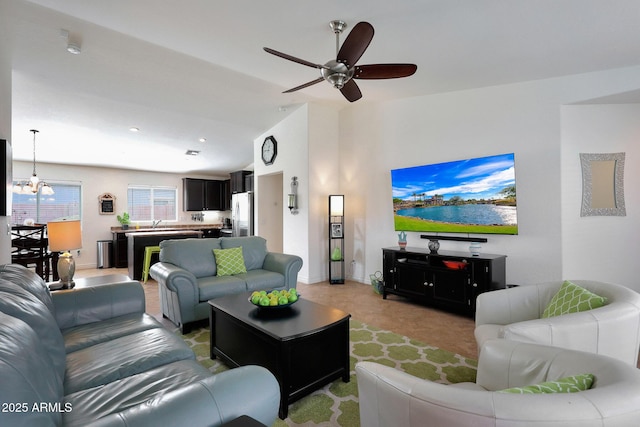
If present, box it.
[198,137,206,143]
[185,150,200,156]
[129,127,139,132]
[60,30,81,54]
[66,43,81,54]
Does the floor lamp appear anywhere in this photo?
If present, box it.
[47,220,82,290]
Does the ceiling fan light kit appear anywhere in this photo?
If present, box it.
[264,20,417,102]
[329,20,347,35]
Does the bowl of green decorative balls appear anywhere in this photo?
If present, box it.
[249,289,299,309]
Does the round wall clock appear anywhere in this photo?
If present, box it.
[262,136,277,165]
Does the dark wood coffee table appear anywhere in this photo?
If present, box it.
[209,293,351,419]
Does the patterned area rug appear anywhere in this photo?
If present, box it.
[180,319,477,426]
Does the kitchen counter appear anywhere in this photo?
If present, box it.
[111,225,221,269]
[125,230,204,237]
[111,224,222,233]
[126,230,202,280]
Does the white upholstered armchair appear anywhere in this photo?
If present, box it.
[356,339,640,427]
[475,280,640,365]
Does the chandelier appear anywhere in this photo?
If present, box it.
[13,129,54,195]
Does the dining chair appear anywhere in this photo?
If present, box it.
[10,224,54,280]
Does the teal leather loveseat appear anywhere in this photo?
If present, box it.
[150,236,303,333]
[0,264,280,427]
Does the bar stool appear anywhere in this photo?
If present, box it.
[142,245,161,283]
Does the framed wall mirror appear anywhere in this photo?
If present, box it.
[580,152,626,217]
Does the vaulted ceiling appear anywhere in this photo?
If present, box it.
[8,0,640,174]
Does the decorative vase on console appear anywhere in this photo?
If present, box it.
[397,231,407,249]
[428,239,440,254]
[469,242,481,256]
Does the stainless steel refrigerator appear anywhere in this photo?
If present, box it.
[231,191,254,237]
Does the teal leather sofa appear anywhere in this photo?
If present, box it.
[0,264,280,427]
[150,236,303,333]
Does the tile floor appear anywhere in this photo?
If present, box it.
[68,267,640,369]
[76,267,478,359]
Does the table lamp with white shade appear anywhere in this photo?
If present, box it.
[47,219,82,290]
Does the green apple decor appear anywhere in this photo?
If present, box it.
[250,289,298,308]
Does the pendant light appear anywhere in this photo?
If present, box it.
[13,130,54,195]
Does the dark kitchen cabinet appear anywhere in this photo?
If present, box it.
[230,170,253,194]
[381,247,506,316]
[183,178,224,211]
[112,231,129,268]
[222,179,231,211]
[183,178,205,211]
[244,173,254,192]
[205,180,224,210]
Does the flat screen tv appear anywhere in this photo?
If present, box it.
[391,153,518,235]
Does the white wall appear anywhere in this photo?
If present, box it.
[561,104,640,290]
[307,103,340,283]
[7,60,640,289]
[12,161,225,269]
[254,105,311,281]
[340,66,640,287]
[253,103,340,284]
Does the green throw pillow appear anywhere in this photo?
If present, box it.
[498,373,594,394]
[213,247,247,277]
[542,280,607,318]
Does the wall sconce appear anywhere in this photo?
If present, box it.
[288,176,299,215]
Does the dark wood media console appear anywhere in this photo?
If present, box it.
[382,247,506,316]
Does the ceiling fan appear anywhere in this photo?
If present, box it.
[264,20,417,102]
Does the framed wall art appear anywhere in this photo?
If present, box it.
[99,193,116,215]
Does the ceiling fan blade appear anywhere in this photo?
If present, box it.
[282,77,325,93]
[354,64,418,79]
[340,79,362,102]
[263,47,327,69]
[337,21,374,67]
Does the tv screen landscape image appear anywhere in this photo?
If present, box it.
[391,153,518,235]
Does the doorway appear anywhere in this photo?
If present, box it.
[257,173,283,252]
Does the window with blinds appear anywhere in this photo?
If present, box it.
[11,181,82,225]
[127,186,177,222]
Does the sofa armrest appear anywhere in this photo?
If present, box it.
[150,262,198,298]
[475,339,566,390]
[499,303,640,365]
[53,281,145,330]
[84,365,280,427]
[263,252,303,289]
[475,285,545,326]
[356,361,495,427]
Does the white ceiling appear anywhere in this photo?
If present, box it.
[8,0,640,175]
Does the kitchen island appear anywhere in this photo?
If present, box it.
[126,230,202,280]
[111,225,221,268]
